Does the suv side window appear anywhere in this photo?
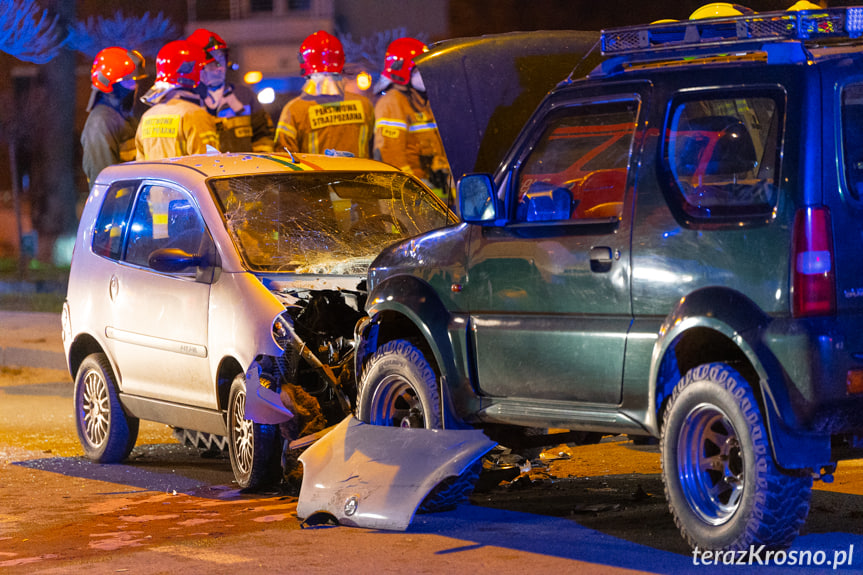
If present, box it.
[92,182,138,260]
[664,92,781,222]
[124,185,206,273]
[842,82,863,201]
[515,99,638,223]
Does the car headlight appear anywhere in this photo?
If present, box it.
[272,311,293,350]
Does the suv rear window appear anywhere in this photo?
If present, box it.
[664,93,782,222]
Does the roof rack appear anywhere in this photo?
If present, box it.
[601,7,863,56]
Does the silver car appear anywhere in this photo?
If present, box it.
[61,151,455,488]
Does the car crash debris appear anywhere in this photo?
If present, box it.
[296,416,496,530]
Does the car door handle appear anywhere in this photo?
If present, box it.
[589,246,616,273]
[109,274,119,302]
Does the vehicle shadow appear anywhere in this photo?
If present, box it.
[13,443,242,498]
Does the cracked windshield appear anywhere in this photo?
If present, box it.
[210,171,453,274]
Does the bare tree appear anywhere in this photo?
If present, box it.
[0,2,178,268]
[0,0,62,63]
[339,28,429,71]
[66,11,179,59]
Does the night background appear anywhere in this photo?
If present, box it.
[0,0,845,268]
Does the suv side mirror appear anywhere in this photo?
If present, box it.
[458,174,498,223]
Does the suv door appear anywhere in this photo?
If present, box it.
[101,182,216,408]
[466,92,642,405]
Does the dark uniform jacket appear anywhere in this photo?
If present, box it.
[81,103,138,188]
[206,83,274,153]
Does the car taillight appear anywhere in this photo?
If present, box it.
[792,207,836,317]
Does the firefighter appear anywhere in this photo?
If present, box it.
[81,46,146,189]
[187,28,274,153]
[373,37,451,202]
[274,30,374,157]
[136,39,218,161]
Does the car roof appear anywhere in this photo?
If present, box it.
[95,151,400,185]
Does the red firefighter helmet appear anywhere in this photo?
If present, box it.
[90,46,147,93]
[382,37,428,86]
[155,40,207,88]
[297,30,344,76]
[186,28,228,62]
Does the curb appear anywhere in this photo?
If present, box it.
[0,346,67,372]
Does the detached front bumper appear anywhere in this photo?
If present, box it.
[297,416,496,530]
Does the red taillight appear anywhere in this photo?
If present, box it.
[792,207,836,317]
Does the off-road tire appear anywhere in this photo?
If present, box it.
[661,362,812,550]
[74,353,139,462]
[227,374,281,490]
[358,339,442,428]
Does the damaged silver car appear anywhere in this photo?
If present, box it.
[62,151,456,489]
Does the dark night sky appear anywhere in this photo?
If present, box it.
[446,0,844,36]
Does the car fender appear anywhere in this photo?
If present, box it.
[359,274,473,427]
[650,286,830,470]
[209,271,285,375]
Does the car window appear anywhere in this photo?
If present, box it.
[124,185,207,273]
[842,82,863,201]
[515,99,638,223]
[664,93,781,221]
[209,171,454,274]
[92,182,138,260]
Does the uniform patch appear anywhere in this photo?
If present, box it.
[141,115,180,138]
[308,101,365,130]
[381,126,402,139]
[234,126,253,138]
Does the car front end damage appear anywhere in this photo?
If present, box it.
[246,284,363,437]
[241,283,495,527]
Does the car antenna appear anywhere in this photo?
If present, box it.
[564,37,601,84]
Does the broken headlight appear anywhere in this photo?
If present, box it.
[272,311,294,350]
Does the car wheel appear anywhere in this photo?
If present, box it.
[74,353,139,462]
[661,362,812,550]
[227,374,281,490]
[358,339,442,428]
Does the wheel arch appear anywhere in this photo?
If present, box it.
[216,355,244,413]
[649,286,829,471]
[68,333,113,384]
[358,274,470,428]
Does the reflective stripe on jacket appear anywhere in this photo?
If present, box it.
[373,88,447,179]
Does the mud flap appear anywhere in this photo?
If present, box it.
[297,416,496,530]
[243,362,294,424]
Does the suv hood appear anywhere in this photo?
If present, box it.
[417,30,602,179]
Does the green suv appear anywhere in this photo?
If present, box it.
[355,6,863,551]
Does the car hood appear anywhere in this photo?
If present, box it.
[417,30,602,180]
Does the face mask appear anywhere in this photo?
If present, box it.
[410,70,426,93]
[201,50,227,88]
[111,84,136,113]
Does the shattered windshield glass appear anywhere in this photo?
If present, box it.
[209,171,454,274]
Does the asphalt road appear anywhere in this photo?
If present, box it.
[3,361,863,573]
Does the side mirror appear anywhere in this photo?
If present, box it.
[458,174,498,223]
[148,248,203,273]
